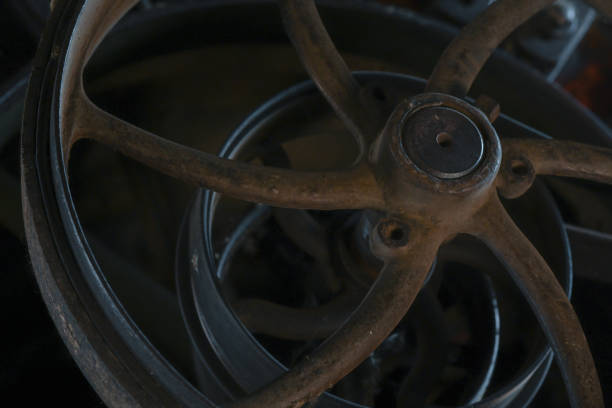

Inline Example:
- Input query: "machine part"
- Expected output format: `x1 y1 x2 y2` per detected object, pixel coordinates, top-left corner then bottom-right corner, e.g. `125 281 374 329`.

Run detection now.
176 72 572 407
401 106 484 179
517 0 597 80
432 0 597 81
20 0 612 407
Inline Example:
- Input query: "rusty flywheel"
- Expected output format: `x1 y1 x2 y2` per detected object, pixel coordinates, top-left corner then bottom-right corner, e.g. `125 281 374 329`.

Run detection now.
21 1 612 407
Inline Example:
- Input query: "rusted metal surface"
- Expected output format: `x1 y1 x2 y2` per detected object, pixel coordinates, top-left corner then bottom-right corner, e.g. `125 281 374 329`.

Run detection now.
228 226 443 408
499 138 612 198
279 0 375 156
427 0 556 96
468 195 604 408
426 0 612 97
72 100 383 211
225 90 504 407
60 2 385 213
21 0 612 406
475 94 500 123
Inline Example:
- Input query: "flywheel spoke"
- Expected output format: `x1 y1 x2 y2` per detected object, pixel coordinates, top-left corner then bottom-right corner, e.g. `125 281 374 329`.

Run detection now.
227 226 443 408
60 0 139 88
426 0 612 97
70 98 383 211
279 0 374 156
45 1 612 406
469 196 604 408
426 0 554 97
498 138 612 198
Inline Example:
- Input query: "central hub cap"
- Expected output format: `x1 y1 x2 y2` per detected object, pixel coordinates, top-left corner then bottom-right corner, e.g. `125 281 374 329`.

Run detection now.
371 92 502 219
401 107 484 179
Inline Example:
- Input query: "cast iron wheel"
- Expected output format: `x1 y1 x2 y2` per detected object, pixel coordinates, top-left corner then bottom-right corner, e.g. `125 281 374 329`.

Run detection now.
21 1 612 407
176 70 572 408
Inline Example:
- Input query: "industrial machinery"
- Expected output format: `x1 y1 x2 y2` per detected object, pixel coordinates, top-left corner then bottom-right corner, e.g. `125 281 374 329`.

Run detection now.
4 0 612 406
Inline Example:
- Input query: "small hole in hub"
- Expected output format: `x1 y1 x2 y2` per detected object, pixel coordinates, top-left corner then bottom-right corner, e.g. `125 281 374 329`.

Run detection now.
378 220 409 248
436 132 453 148
390 228 404 242
511 159 529 176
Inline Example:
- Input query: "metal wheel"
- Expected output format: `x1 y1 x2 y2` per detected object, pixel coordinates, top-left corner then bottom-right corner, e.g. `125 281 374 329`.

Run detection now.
21 1 612 407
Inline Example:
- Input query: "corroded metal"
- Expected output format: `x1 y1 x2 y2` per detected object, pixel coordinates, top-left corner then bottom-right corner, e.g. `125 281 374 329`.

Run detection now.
23 0 612 406
278 0 375 156
228 226 444 408
426 0 612 97
369 93 501 222
228 93 503 407
499 138 612 198
427 0 556 96
468 195 604 408
72 98 384 211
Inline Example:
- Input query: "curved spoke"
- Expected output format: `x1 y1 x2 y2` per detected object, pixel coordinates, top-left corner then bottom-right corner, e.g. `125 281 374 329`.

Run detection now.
426 0 612 97
426 0 554 97
279 0 373 155
228 228 442 408
60 0 138 106
469 196 603 408
70 98 383 211
498 138 612 198
79 0 139 63
505 139 612 183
